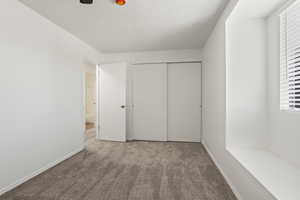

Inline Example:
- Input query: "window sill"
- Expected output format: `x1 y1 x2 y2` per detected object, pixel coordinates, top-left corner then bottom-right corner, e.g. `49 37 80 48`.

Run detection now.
280 109 300 114
227 147 300 200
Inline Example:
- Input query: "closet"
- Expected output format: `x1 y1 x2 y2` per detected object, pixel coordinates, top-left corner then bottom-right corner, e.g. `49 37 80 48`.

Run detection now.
128 62 202 142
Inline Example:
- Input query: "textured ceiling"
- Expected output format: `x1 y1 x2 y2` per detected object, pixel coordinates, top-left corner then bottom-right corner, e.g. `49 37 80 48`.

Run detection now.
20 0 229 53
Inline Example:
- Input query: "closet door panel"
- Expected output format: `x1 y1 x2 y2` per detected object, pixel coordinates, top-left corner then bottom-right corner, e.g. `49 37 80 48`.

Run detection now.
131 64 167 141
167 63 202 142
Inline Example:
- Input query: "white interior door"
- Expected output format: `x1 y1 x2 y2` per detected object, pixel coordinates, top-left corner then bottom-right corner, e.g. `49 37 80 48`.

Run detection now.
98 62 127 142
131 64 167 141
167 62 202 142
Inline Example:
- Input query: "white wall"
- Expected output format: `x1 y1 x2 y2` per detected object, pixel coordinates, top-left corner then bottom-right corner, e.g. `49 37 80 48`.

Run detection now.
0 0 101 194
267 5 300 168
202 0 276 199
226 18 268 149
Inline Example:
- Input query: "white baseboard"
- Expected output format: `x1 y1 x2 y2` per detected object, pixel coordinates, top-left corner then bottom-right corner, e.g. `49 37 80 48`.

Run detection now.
202 141 244 200
0 145 84 196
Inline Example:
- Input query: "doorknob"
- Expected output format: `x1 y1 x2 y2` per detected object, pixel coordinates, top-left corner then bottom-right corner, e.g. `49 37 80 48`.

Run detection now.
120 105 126 109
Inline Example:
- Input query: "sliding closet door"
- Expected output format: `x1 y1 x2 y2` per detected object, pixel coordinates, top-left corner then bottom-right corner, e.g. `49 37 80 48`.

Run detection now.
131 64 167 141
167 63 202 142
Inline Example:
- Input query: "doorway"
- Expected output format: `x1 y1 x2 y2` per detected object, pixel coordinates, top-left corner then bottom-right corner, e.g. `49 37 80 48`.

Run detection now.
85 71 97 140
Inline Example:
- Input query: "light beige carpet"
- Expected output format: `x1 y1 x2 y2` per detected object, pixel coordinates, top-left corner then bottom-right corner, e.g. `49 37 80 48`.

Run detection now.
0 132 237 200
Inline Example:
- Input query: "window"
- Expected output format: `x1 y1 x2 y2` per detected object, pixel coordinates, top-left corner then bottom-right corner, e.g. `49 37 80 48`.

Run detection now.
280 0 300 110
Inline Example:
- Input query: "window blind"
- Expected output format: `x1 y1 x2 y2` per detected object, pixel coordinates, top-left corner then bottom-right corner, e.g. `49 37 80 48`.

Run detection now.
280 0 300 110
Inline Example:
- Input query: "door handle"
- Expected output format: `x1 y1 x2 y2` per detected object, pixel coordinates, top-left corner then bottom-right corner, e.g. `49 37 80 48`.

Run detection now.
121 105 133 109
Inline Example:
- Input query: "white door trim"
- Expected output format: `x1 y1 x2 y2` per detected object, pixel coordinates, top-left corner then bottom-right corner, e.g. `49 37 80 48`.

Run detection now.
96 64 100 139
82 70 86 142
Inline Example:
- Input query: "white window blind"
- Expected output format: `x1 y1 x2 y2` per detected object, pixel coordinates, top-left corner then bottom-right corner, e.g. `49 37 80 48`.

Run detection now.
280 0 300 110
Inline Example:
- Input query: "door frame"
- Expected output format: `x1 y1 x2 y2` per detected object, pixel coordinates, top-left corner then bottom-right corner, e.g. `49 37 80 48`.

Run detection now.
96 64 100 139
83 70 86 142
128 61 203 142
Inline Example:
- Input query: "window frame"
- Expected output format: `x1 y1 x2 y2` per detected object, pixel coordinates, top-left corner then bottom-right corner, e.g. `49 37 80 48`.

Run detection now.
279 0 300 112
